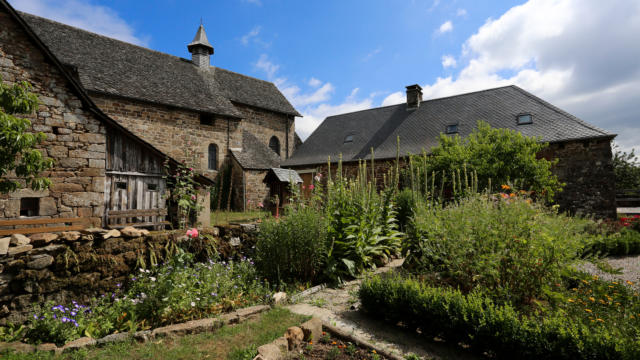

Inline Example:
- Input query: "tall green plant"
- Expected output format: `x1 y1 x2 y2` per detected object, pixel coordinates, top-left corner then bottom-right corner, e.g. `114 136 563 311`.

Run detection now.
164 146 202 228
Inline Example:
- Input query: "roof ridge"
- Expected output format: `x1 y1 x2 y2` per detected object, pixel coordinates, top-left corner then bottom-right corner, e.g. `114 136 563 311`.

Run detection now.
509 85 611 136
18 11 195 66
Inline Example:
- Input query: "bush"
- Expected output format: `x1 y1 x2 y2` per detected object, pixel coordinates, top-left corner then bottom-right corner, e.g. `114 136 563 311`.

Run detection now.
582 227 640 257
395 188 415 232
404 192 591 305
410 121 562 201
359 273 640 360
255 206 328 284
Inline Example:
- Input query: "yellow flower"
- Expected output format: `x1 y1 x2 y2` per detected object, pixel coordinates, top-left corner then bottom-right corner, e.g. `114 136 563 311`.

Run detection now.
501 184 510 190
581 280 589 284
627 280 635 285
509 193 516 198
630 315 635 319
585 309 592 313
372 350 377 354
592 275 599 280
589 297 595 302
596 318 604 323
608 285 614 288
613 281 619 285
567 298 575 303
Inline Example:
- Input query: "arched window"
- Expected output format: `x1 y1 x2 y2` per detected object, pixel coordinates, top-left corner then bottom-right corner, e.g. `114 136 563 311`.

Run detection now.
208 144 217 170
269 136 280 156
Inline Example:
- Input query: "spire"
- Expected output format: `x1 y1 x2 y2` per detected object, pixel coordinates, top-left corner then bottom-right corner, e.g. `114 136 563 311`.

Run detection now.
188 24 214 68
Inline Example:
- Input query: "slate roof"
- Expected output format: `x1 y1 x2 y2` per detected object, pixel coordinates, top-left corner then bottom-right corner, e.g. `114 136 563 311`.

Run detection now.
266 168 303 184
0 0 213 185
231 131 282 170
20 12 300 117
284 85 614 167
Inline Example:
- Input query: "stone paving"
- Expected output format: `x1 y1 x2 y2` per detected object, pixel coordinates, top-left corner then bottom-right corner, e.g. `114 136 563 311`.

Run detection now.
287 259 479 360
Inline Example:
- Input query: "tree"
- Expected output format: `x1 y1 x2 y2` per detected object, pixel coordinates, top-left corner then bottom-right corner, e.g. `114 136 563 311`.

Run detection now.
415 121 562 200
0 76 53 193
612 144 640 191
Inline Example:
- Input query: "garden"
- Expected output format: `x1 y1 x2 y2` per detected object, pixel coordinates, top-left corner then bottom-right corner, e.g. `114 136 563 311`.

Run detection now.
2 122 640 359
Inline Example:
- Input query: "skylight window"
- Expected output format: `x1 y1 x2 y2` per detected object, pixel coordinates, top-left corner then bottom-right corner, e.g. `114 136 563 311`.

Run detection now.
517 114 533 125
445 124 458 134
344 134 354 143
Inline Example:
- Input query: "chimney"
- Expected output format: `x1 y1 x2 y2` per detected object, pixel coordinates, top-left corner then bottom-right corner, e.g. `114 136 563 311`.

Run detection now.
188 24 214 68
406 84 423 110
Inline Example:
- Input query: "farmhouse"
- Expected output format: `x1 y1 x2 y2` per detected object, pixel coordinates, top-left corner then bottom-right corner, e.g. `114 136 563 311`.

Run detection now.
284 84 617 218
0 1 300 228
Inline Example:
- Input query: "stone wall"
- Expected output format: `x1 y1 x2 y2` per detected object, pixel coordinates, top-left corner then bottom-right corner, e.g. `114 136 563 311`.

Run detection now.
0 8 107 225
244 170 270 210
91 93 242 180
0 225 259 325
234 103 294 161
539 137 616 218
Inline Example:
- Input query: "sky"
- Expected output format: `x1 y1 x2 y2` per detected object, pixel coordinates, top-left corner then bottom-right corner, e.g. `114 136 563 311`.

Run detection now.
8 0 640 154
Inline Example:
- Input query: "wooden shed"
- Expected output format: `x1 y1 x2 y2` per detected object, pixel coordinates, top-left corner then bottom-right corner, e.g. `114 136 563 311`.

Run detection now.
104 128 168 229
263 168 303 211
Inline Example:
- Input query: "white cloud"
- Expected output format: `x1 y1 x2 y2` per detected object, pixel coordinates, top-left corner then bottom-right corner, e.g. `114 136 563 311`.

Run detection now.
457 8 467 17
296 95 374 140
254 54 280 79
441 55 457 68
241 26 261 45
401 0 640 153
363 47 382 62
281 82 334 108
437 20 453 35
9 0 149 46
381 91 404 107
308 77 322 87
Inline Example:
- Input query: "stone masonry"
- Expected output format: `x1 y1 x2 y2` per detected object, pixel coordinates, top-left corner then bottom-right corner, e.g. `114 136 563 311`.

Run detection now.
234 103 295 161
0 9 106 225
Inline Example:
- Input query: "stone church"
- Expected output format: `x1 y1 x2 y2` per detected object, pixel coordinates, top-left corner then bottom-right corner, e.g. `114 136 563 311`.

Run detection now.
1 0 300 227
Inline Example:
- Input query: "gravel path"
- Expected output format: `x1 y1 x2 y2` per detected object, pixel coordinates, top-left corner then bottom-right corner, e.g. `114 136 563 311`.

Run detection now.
287 259 480 360
579 254 640 286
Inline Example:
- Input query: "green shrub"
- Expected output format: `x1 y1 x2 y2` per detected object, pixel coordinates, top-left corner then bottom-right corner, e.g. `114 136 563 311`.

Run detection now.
404 193 591 305
582 227 640 257
255 206 328 284
359 273 640 360
410 121 562 200
395 188 415 232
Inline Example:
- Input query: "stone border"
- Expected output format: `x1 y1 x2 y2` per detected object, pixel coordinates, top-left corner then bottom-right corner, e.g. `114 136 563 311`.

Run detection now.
0 304 270 355
253 318 404 360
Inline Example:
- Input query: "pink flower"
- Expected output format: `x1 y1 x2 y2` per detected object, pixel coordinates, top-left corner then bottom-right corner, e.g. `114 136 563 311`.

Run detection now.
258 202 264 208
191 195 197 200
186 228 199 238
302 185 306 189
308 184 315 190
247 199 252 204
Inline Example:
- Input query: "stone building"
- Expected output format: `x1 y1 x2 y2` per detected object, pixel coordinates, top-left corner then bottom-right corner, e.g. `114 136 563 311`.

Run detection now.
17 10 300 215
0 0 205 227
284 84 617 218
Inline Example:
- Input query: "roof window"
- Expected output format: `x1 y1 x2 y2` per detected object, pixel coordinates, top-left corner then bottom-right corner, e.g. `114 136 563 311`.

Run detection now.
344 134 354 143
517 114 533 125
445 124 458 134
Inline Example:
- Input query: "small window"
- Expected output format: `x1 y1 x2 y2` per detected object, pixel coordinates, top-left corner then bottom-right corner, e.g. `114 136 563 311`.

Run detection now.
200 113 214 126
446 124 458 134
269 136 280 156
517 114 532 125
116 182 127 190
20 198 39 217
208 144 217 170
147 183 158 191
344 134 354 143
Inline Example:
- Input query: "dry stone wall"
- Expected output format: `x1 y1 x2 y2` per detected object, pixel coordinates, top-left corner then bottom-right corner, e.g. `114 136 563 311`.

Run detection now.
0 224 259 325
0 9 107 225
234 103 294 160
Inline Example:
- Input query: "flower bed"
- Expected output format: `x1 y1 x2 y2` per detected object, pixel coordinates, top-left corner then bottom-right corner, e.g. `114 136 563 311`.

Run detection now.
3 251 270 346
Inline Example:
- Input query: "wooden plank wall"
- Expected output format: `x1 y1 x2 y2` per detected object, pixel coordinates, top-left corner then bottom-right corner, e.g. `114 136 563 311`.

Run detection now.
105 128 168 227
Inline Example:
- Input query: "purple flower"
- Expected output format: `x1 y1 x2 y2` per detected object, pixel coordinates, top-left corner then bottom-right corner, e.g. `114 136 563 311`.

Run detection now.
53 314 57 319
71 311 77 316
116 283 122 288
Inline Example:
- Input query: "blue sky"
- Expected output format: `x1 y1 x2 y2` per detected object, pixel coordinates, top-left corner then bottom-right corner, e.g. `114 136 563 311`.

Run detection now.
9 0 640 153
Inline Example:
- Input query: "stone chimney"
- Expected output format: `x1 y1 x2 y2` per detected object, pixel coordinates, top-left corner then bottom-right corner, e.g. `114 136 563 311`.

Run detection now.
406 84 423 110
188 24 214 68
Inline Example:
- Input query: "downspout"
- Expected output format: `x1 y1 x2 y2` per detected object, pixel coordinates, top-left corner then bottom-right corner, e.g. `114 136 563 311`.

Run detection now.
242 171 247 212
226 118 230 159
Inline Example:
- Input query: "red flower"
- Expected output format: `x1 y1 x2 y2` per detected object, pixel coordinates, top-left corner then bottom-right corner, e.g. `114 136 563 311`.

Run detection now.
308 184 315 190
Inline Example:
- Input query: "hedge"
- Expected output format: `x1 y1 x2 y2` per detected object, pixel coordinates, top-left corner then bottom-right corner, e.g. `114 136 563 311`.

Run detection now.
359 273 640 359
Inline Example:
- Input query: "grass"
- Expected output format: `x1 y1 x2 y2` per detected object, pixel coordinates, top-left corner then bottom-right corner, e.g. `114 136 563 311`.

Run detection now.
211 211 266 226
3 308 309 360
